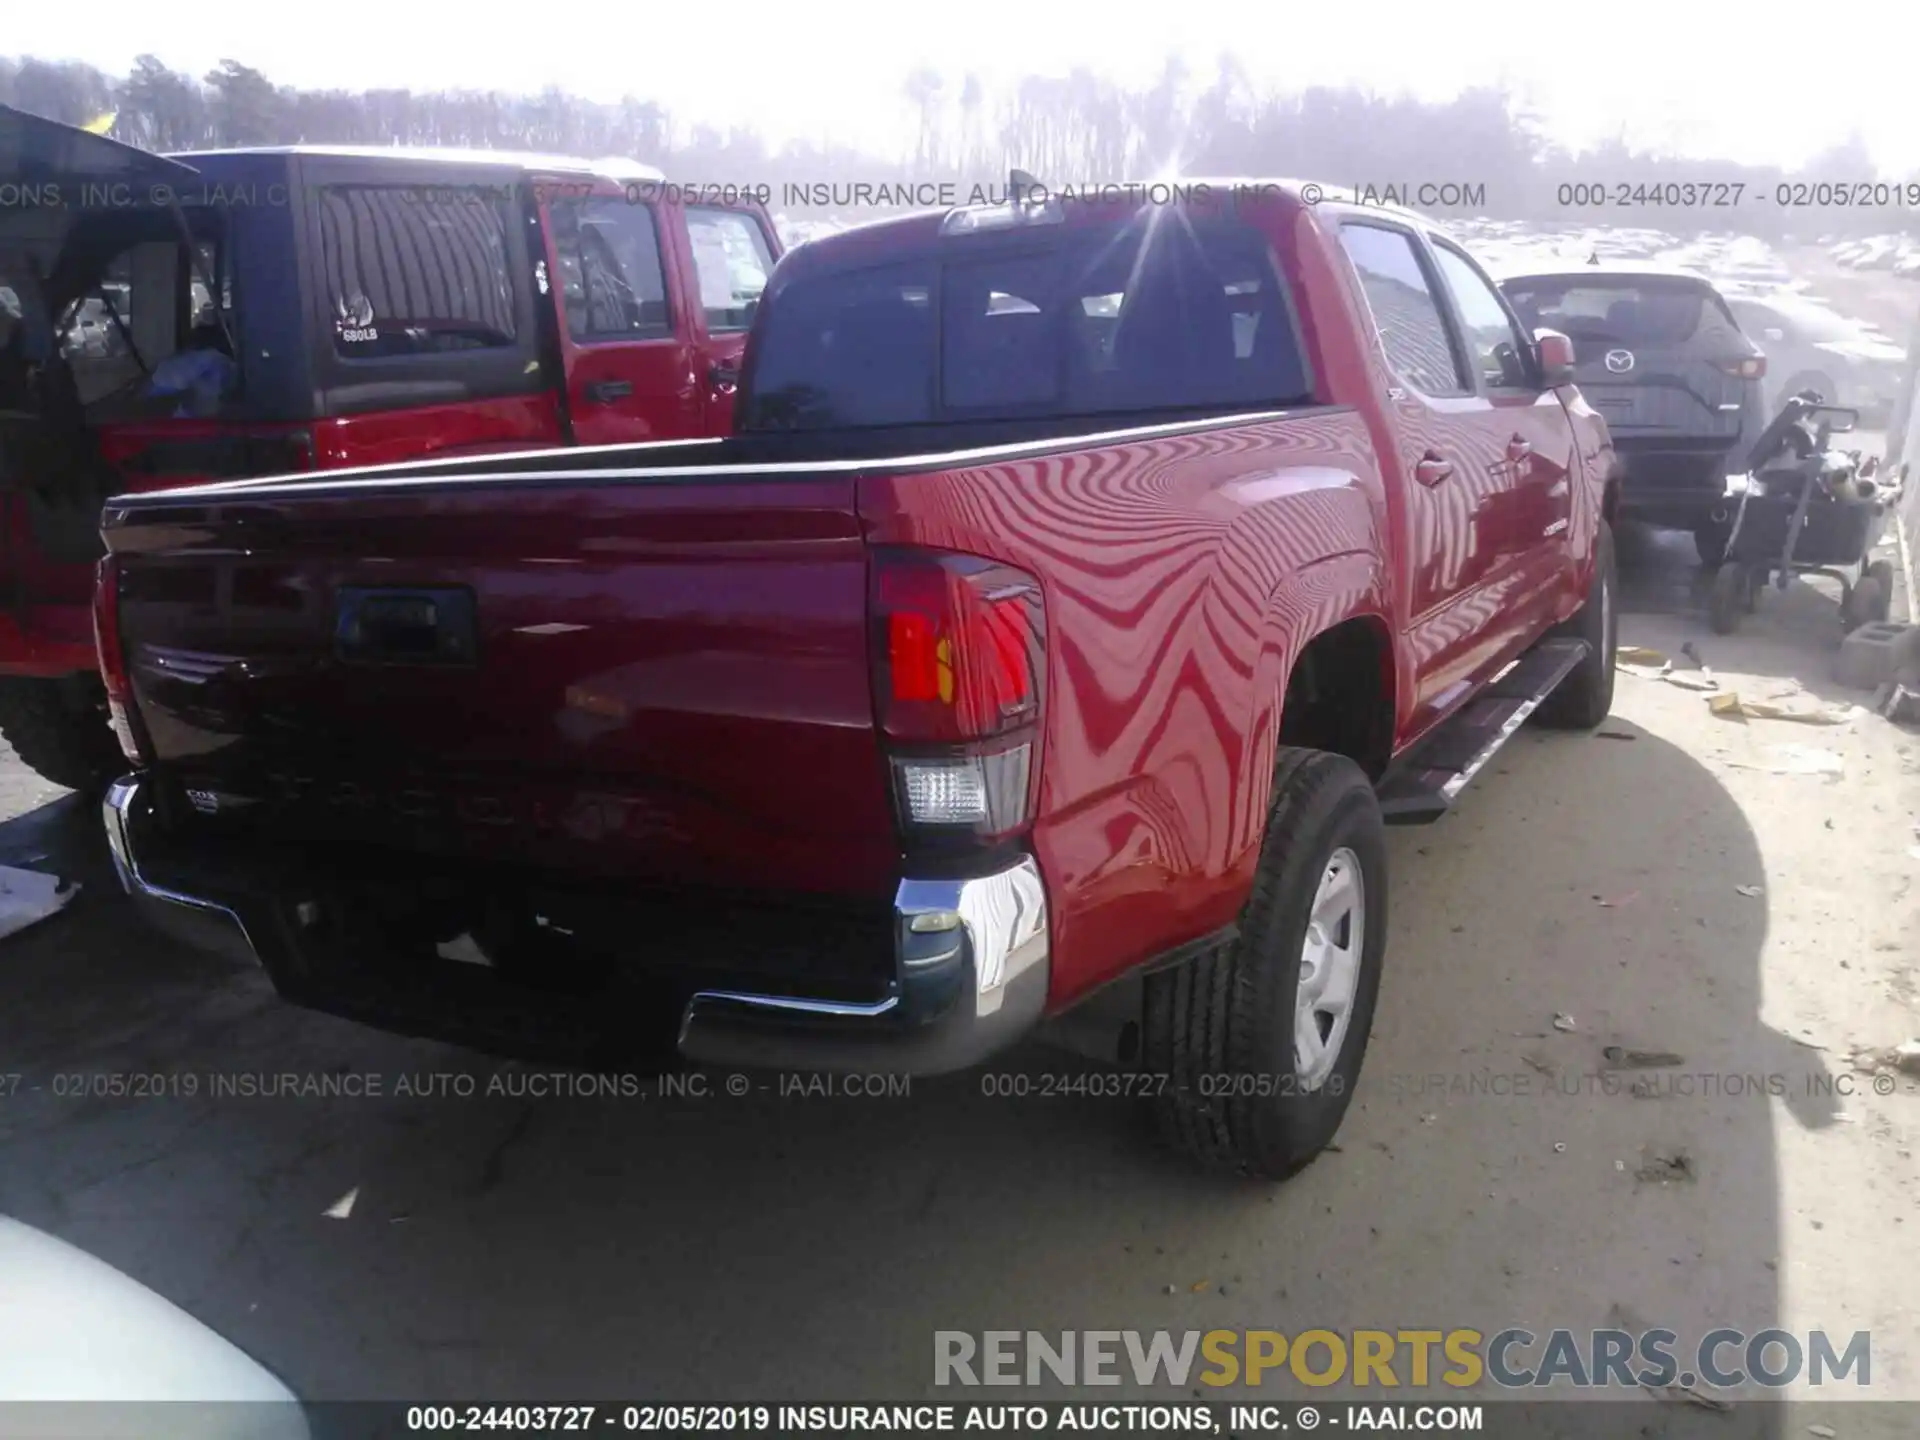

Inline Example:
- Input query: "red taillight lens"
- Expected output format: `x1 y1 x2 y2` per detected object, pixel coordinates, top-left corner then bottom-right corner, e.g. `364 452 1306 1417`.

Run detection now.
93 555 143 764
1719 355 1766 380
871 548 1046 839
873 550 1043 743
887 610 942 703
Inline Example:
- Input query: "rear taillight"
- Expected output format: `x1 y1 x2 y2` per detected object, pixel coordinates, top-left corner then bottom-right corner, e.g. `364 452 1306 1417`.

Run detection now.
871 548 1045 840
92 555 144 764
1718 356 1766 380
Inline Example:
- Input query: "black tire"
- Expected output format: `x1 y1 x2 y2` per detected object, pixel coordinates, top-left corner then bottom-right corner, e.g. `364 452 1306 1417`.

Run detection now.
1865 560 1895 623
1536 521 1617 729
1692 518 1730 569
0 675 127 793
1142 750 1387 1180
1709 563 1746 635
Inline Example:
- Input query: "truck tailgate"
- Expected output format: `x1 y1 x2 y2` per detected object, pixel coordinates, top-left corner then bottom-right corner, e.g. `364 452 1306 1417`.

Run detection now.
105 476 898 899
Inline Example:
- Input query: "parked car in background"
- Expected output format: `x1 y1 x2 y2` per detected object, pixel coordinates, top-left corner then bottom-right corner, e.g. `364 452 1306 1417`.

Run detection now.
1724 293 1909 427
0 104 779 792
98 181 1618 1180
1500 262 1762 566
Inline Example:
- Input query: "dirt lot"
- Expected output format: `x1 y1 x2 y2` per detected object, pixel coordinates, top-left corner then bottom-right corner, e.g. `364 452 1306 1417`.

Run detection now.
0 517 1915 1431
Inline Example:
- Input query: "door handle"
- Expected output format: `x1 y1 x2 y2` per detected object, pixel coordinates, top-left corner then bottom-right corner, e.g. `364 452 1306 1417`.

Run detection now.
1414 451 1454 487
1507 434 1533 463
581 379 633 403
708 359 740 393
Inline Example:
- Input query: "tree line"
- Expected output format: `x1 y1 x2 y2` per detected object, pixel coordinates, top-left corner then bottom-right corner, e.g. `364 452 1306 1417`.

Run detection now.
2 52 1908 238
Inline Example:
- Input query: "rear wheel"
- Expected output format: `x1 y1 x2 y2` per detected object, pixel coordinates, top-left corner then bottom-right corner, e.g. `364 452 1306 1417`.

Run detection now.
0 675 127 793
1142 750 1387 1180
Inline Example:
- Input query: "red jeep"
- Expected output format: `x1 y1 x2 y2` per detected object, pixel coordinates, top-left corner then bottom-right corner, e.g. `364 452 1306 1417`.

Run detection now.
0 105 778 789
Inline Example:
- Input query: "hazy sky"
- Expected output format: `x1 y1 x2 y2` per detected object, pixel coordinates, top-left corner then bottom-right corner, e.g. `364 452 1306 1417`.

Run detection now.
16 0 1920 172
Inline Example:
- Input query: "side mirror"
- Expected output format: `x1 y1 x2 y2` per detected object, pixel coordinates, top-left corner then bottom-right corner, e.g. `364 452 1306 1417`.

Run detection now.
1534 329 1576 388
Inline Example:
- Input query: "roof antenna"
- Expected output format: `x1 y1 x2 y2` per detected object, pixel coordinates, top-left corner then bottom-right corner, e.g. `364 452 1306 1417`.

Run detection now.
1009 167 1042 204
1586 249 1600 266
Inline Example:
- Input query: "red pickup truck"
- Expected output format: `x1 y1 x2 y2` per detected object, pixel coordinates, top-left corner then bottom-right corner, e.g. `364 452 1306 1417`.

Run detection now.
96 181 1617 1178
0 105 778 790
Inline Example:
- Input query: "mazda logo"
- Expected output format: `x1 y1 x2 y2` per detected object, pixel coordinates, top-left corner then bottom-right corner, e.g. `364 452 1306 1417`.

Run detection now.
1605 349 1635 373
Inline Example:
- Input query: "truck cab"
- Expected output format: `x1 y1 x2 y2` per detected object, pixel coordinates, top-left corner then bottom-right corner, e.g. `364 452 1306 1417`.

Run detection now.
0 106 780 789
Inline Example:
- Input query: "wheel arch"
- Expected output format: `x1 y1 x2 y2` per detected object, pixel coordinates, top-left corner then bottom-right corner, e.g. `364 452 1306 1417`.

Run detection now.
1274 613 1398 783
1235 551 1396 880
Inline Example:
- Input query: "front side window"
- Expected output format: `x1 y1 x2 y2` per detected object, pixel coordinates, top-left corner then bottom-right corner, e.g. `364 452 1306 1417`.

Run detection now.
684 207 774 333
549 198 671 342
1431 242 1534 389
317 186 517 357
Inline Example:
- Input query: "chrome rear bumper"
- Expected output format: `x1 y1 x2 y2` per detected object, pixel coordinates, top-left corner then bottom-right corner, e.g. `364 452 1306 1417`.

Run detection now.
677 857 1050 1074
104 773 1051 1075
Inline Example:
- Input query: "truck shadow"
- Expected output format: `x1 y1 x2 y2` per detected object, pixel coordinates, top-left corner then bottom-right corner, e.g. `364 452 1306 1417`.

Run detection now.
0 718 1800 1427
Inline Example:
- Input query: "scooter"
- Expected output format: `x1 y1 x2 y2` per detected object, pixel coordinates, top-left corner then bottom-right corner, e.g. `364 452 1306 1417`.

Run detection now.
1708 392 1898 636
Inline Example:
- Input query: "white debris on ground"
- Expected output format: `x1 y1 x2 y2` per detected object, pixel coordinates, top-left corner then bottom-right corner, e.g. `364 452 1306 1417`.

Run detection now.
0 866 75 943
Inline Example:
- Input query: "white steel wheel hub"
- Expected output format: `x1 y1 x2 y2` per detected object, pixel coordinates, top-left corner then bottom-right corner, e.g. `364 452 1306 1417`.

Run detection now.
1294 846 1364 1088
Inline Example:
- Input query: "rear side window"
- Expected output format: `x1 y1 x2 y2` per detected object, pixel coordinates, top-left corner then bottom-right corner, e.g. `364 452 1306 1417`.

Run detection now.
549 197 671 341
1500 278 1731 348
743 216 1310 430
317 186 517 357
746 261 936 429
1337 224 1468 397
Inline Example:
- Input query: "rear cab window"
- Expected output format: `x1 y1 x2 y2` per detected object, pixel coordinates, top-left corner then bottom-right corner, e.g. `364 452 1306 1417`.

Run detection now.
1500 276 1740 351
741 211 1313 430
